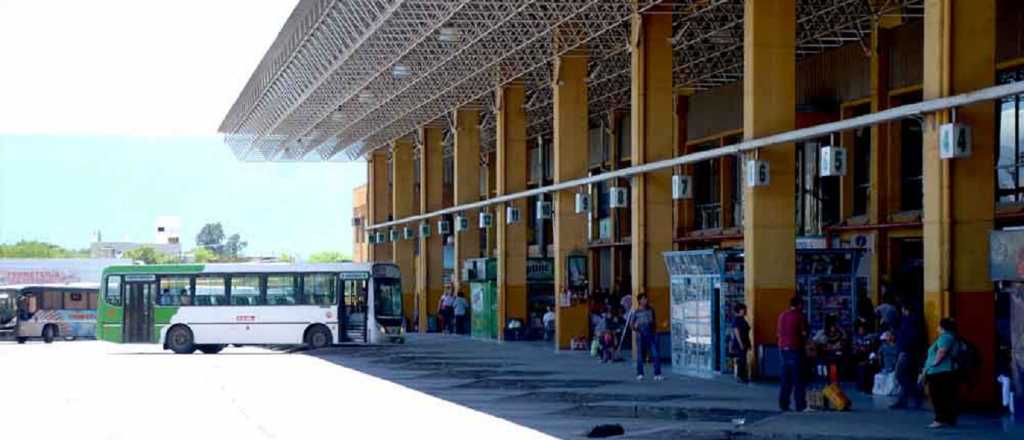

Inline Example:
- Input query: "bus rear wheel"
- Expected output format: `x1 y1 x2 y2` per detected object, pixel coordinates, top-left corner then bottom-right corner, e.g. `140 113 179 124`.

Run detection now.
197 344 225 354
305 325 331 350
167 326 195 354
16 337 26 344
42 325 57 343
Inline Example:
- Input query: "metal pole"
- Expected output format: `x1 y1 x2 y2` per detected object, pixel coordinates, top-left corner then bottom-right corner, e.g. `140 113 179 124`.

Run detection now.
367 80 1024 231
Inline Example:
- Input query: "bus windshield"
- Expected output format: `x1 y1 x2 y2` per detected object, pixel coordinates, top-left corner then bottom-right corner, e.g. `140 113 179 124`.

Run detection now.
374 278 401 317
0 291 15 325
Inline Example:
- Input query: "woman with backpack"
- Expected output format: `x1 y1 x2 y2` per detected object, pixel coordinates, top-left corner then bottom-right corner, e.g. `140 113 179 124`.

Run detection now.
920 318 959 429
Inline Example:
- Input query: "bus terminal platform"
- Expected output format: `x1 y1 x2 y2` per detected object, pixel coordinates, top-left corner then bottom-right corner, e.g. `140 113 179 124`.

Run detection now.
309 334 1022 440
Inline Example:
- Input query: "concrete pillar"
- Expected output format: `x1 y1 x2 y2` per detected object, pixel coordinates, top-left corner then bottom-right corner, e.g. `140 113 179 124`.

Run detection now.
868 25 892 302
392 139 416 327
417 126 446 333
368 150 393 262
417 125 446 331
496 84 528 340
921 0 996 405
630 5 674 338
742 0 797 372
552 49 590 350
453 108 481 298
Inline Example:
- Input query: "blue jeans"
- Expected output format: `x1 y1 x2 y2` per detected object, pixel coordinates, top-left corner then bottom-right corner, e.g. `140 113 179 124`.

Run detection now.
779 349 807 411
636 332 662 376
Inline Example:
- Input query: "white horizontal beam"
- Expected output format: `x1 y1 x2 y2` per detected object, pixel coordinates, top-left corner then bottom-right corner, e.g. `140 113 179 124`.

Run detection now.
367 79 1024 230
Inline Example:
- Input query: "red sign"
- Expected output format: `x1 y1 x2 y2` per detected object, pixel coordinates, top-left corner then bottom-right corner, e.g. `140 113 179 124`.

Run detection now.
236 315 256 322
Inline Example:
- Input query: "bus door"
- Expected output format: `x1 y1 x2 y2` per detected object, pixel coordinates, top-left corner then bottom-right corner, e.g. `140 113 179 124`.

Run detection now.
123 275 156 343
341 275 369 343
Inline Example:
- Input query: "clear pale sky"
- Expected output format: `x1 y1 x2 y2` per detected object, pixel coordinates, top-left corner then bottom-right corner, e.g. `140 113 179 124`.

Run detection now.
0 0 366 258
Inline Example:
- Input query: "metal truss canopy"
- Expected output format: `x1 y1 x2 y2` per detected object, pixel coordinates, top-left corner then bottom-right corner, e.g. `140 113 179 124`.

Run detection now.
220 0 922 163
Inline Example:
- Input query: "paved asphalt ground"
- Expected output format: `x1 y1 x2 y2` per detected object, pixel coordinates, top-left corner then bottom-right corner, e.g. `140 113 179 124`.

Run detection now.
3 335 1021 439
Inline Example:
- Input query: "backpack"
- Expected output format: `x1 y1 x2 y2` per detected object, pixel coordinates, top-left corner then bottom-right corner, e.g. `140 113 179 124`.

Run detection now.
951 336 981 379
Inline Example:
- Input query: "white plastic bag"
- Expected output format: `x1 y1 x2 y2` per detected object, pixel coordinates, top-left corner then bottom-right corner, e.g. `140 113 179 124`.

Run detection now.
872 371 899 396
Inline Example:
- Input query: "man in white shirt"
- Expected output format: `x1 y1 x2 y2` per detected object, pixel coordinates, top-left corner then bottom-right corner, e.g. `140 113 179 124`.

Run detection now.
452 293 469 335
542 306 556 341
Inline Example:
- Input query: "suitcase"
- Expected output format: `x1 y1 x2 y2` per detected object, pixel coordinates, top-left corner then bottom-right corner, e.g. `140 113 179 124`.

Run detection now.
823 383 852 411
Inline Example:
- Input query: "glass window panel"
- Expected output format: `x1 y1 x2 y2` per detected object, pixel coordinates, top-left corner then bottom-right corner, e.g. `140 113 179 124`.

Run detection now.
105 276 122 306
195 276 227 306
158 276 191 306
65 291 90 310
231 276 263 305
303 274 336 305
267 275 298 305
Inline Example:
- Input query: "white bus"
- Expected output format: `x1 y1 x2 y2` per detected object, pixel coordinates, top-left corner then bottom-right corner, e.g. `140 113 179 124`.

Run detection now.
95 262 404 353
0 283 99 343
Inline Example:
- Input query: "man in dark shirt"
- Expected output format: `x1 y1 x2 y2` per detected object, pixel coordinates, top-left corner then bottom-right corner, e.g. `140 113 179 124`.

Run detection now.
777 296 808 412
891 302 924 409
732 303 752 383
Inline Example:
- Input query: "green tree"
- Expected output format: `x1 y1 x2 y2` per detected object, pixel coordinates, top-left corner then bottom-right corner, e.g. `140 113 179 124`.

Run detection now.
193 247 218 263
278 253 296 263
123 246 177 264
224 233 248 260
0 240 88 258
196 223 226 254
308 251 351 263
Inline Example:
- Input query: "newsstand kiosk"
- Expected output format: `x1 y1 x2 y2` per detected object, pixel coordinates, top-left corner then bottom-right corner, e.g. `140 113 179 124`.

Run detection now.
663 249 863 378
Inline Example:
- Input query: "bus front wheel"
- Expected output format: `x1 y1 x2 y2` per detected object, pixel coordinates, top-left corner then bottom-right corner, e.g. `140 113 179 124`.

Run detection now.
42 325 57 343
305 325 331 350
16 337 26 344
167 325 195 354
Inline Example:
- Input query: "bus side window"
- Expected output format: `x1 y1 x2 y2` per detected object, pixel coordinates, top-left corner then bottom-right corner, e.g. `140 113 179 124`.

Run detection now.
105 276 123 306
303 274 335 305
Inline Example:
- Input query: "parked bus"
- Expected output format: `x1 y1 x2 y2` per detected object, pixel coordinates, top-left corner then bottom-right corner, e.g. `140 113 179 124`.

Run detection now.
95 263 404 353
0 283 99 343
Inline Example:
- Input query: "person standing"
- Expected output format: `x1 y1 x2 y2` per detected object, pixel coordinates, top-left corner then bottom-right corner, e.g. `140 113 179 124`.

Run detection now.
631 294 662 381
777 296 809 412
452 292 469 335
542 306 556 341
436 290 450 334
891 302 924 409
922 318 960 429
731 303 752 383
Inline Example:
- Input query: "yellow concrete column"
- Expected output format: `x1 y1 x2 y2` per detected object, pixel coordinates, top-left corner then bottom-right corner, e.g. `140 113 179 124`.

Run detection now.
867 25 892 302
486 153 497 258
368 150 393 262
553 49 590 350
742 0 797 368
417 126 446 333
921 0 996 405
392 139 416 328
453 108 481 298
496 84 528 340
630 5 674 337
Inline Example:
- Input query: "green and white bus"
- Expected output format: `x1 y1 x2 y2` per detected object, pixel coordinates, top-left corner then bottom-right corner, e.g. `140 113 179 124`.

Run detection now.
95 263 404 353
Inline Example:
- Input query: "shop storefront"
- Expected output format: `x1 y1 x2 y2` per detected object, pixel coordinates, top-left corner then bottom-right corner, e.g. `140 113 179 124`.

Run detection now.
663 248 863 377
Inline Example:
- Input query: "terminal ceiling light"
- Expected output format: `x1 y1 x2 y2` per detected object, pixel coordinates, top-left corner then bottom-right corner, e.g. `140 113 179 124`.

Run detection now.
391 64 412 79
358 91 375 104
437 27 461 43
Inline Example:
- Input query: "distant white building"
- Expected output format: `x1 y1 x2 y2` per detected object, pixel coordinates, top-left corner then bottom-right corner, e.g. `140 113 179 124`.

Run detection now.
89 216 182 259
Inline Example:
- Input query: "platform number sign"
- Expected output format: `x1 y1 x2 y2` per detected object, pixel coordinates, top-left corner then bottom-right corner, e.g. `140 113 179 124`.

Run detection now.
746 160 770 187
455 215 470 232
575 193 591 214
506 206 521 224
389 228 399 242
419 222 431 238
438 220 452 235
479 212 494 228
672 174 692 200
939 123 972 159
819 146 847 177
403 226 415 240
